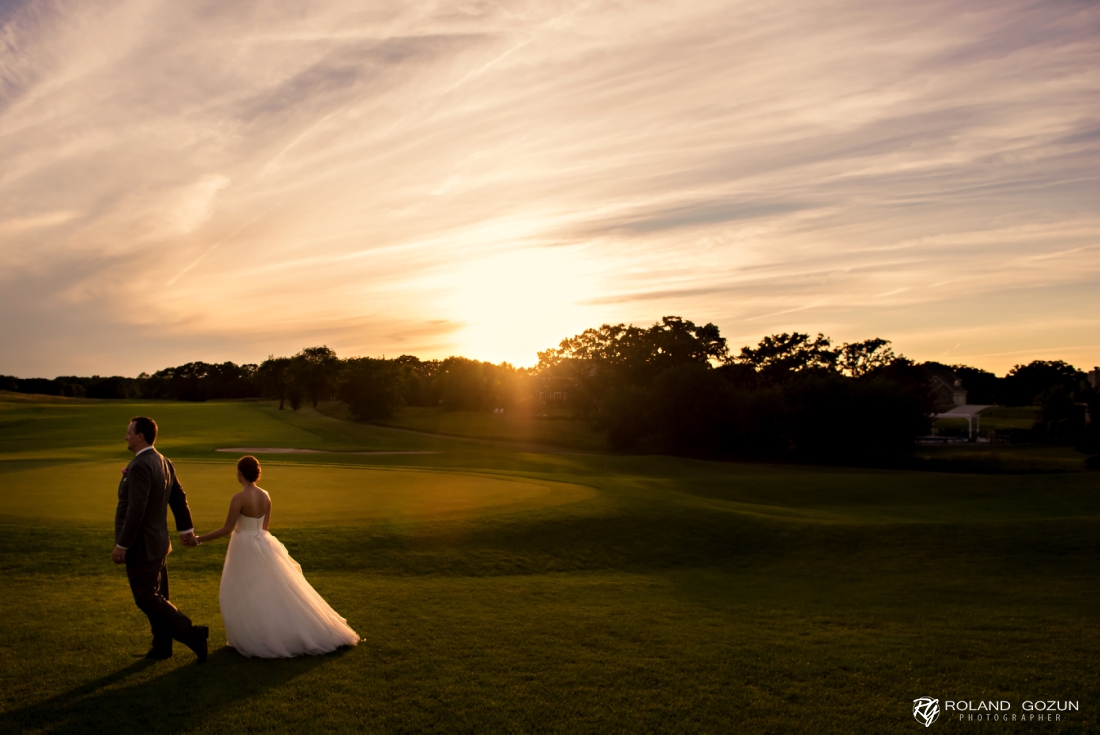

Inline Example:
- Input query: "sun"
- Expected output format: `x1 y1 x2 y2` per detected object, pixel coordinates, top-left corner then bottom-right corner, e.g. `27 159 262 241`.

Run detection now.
442 246 597 366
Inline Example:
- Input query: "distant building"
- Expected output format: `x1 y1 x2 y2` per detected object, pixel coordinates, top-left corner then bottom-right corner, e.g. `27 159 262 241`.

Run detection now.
1088 367 1099 390
538 360 590 404
928 368 968 411
539 376 574 404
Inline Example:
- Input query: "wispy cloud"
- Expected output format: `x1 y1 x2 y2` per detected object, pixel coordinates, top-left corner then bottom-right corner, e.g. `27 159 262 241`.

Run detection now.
0 0 1097 376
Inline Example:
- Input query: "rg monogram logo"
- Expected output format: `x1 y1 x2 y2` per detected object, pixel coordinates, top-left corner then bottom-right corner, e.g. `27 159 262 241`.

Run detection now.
913 697 941 727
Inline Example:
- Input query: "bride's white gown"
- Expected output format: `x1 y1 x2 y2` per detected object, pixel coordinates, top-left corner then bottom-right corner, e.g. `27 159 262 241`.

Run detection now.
219 515 358 658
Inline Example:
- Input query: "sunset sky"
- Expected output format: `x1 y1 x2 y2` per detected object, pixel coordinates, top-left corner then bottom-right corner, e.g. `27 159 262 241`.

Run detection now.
1 0 1098 378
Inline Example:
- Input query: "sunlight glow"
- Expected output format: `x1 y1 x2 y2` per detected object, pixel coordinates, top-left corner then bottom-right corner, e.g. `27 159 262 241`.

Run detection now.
443 247 597 366
0 0 1097 375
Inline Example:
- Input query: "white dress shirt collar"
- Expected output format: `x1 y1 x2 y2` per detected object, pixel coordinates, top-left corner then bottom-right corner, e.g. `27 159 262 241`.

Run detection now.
135 445 156 457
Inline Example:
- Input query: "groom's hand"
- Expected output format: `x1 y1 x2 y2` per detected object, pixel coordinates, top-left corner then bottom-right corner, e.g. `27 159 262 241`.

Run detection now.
111 546 126 564
181 531 198 548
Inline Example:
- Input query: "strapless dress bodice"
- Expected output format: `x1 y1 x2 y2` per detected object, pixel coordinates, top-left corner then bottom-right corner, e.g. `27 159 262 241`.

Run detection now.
235 515 265 534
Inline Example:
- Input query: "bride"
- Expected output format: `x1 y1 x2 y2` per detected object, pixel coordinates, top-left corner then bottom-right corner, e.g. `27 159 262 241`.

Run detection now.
195 456 358 658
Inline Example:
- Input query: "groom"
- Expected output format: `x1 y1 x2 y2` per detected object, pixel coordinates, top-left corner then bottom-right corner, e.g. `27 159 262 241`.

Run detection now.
112 416 208 663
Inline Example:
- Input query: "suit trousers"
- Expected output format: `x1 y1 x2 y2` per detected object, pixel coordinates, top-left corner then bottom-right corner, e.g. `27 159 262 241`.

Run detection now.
126 556 194 648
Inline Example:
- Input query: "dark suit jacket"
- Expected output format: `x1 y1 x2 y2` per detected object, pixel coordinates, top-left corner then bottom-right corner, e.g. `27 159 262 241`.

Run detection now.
115 448 194 563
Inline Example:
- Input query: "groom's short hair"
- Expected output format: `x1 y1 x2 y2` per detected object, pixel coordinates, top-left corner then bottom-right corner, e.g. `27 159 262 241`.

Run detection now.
130 416 158 445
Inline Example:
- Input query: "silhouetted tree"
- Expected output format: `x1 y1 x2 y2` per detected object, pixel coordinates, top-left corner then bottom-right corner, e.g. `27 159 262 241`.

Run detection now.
949 364 1001 405
540 316 727 381
538 316 729 418
838 338 896 378
85 376 140 399
289 346 341 408
639 363 739 455
1002 360 1084 406
542 320 931 463
735 332 838 384
143 361 259 401
783 372 933 462
257 356 292 409
339 358 403 419
391 355 442 407
433 357 527 411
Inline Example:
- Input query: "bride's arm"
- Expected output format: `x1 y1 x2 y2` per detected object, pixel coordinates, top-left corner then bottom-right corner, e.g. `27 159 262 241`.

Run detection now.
196 494 243 544
262 493 271 531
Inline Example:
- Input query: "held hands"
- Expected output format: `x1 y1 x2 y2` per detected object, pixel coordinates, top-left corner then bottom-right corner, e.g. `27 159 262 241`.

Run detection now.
112 533 198 564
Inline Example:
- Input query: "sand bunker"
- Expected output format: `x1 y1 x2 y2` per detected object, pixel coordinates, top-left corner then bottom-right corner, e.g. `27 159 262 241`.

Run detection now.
216 447 440 455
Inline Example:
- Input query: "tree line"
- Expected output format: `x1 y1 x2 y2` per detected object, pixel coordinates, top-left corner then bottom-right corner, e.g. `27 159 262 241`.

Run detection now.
0 362 262 401
2 316 1096 463
0 348 533 417
537 318 1097 462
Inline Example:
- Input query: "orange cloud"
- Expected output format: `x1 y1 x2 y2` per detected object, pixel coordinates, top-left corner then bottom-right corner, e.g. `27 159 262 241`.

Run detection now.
0 0 1097 376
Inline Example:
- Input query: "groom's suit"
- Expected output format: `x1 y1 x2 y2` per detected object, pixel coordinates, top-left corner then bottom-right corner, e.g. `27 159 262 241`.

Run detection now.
115 446 199 652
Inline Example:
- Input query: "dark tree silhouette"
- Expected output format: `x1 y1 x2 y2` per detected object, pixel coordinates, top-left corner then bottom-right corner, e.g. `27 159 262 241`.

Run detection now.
735 332 838 384
542 319 932 463
433 357 527 411
257 356 292 410
143 362 259 401
1002 360 1084 407
838 338 896 378
289 346 341 409
949 364 1001 405
338 358 403 419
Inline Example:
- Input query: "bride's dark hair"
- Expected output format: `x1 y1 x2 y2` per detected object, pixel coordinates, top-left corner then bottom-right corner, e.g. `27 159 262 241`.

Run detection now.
237 455 261 482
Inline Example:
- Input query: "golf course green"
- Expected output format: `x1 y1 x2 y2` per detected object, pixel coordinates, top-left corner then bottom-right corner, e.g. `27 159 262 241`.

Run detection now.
0 393 1097 732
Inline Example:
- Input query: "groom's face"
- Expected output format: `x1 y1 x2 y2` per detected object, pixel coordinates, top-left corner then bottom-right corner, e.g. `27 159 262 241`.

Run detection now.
125 421 146 453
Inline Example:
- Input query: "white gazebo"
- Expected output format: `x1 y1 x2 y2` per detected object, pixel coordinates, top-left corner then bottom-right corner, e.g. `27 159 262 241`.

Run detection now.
933 404 993 439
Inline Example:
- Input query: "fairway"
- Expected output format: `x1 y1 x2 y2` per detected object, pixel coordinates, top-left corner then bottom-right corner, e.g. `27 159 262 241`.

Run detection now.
1 395 1098 732
0 461 596 526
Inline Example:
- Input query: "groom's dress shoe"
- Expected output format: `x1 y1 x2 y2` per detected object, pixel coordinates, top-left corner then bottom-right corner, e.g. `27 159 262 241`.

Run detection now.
144 646 173 660
185 625 209 664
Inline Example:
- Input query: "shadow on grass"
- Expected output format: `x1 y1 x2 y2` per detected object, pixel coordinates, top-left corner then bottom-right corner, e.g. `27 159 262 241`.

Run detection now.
0 645 345 734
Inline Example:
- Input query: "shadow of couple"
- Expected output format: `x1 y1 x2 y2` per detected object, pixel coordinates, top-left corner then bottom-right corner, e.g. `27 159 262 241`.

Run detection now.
0 644 349 734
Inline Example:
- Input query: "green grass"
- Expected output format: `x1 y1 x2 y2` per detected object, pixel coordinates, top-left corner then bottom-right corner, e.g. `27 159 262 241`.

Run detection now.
982 406 1042 421
358 404 608 452
934 405 1040 434
909 443 1089 473
1 394 1098 732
